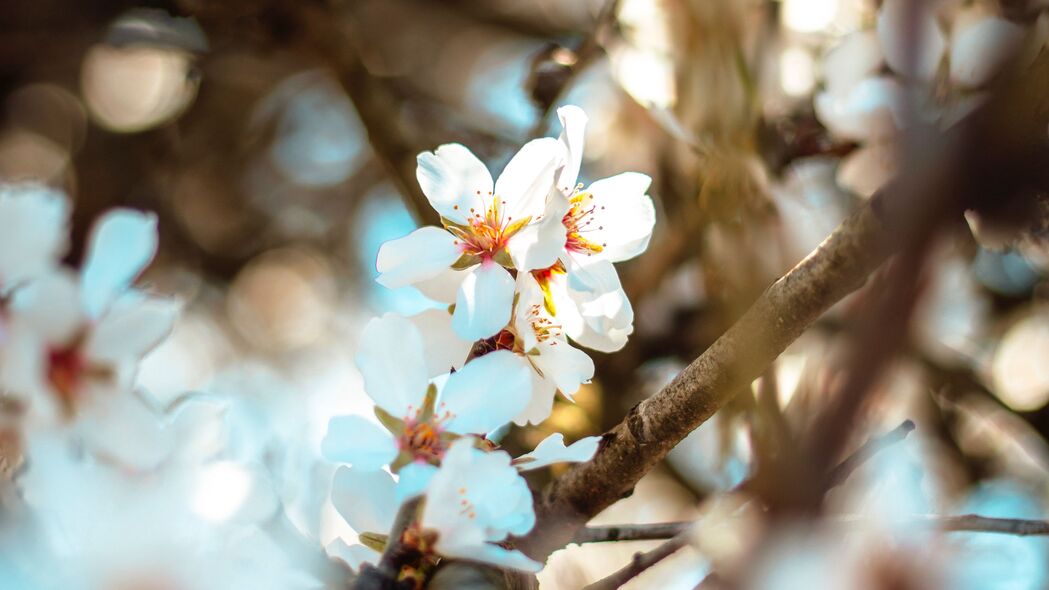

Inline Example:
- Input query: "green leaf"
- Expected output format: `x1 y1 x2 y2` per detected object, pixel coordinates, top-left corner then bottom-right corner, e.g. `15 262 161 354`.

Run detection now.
419 383 438 422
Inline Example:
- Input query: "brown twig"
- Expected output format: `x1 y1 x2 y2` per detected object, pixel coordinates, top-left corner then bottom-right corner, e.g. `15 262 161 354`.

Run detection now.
581 529 692 590
572 522 693 544
352 498 422 590
825 419 916 489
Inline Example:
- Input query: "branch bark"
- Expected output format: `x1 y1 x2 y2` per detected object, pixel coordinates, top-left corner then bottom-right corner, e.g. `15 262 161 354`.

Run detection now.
516 48 1049 562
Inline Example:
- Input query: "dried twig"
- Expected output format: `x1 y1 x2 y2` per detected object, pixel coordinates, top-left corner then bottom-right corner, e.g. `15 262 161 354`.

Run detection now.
572 522 693 544
825 419 916 489
581 529 692 590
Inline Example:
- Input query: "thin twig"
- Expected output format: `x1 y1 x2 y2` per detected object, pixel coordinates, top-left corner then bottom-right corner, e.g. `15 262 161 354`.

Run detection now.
572 522 692 544
582 529 692 590
573 513 1049 547
825 419 916 489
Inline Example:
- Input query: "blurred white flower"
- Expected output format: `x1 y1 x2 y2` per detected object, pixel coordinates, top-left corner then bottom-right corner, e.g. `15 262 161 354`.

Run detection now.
0 183 69 294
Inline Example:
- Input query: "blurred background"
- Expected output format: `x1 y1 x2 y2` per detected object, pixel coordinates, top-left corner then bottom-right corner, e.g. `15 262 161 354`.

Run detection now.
2 0 1049 587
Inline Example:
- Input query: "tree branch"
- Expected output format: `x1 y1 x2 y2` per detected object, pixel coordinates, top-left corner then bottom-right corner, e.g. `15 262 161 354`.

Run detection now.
517 48 1049 562
825 419 915 489
573 522 694 544
581 529 692 590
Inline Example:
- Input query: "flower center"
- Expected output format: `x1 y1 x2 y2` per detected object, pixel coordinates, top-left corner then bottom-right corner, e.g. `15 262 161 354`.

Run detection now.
399 408 451 464
562 192 605 256
47 344 85 411
445 192 530 262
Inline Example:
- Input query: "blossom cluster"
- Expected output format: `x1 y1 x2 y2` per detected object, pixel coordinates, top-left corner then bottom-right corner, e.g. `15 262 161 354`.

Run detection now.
322 105 655 573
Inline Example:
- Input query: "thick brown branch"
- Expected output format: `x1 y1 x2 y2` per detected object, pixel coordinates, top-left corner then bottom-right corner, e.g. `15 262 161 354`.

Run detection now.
581 530 692 590
517 49 1049 561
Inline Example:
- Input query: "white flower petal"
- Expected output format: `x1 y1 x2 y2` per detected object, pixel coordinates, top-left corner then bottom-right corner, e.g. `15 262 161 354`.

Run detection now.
81 209 159 318
0 183 69 292
417 144 494 225
584 172 655 262
78 392 174 470
823 32 884 96
376 227 462 289
532 339 594 398
877 0 945 81
414 267 469 304
837 142 898 198
321 415 399 470
556 105 588 193
494 137 565 222
85 295 179 363
326 539 379 573
440 544 542 573
452 262 514 341
513 373 557 427
354 314 430 417
396 462 438 502
9 270 84 345
506 193 569 272
517 433 600 471
441 350 532 434
409 308 471 377
331 466 398 535
814 76 907 142
950 16 1026 89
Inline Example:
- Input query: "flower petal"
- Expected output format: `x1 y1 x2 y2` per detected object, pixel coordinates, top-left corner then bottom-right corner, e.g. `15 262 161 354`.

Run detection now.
556 105 588 193
321 414 399 470
584 172 655 262
396 462 438 502
516 433 600 471
355 314 430 417
409 309 471 377
417 144 494 225
513 373 557 427
506 193 569 272
331 466 398 535
326 539 379 573
822 32 884 96
494 137 565 222
440 544 542 573
376 227 462 289
0 183 69 292
451 262 514 341
876 0 945 81
85 294 179 363
532 339 594 398
441 350 532 435
950 15 1025 89
8 270 83 345
81 209 159 318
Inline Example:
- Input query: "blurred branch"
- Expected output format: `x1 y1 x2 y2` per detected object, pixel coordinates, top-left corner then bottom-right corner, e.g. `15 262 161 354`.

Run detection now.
517 47 1049 563
573 522 693 544
527 0 620 137
581 529 692 590
825 419 915 488
573 513 1049 546
295 4 440 226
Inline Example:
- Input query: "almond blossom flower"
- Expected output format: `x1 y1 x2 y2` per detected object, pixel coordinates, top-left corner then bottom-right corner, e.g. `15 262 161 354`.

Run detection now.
375 138 567 341
329 430 600 571
527 105 655 353
0 209 178 466
321 314 532 471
